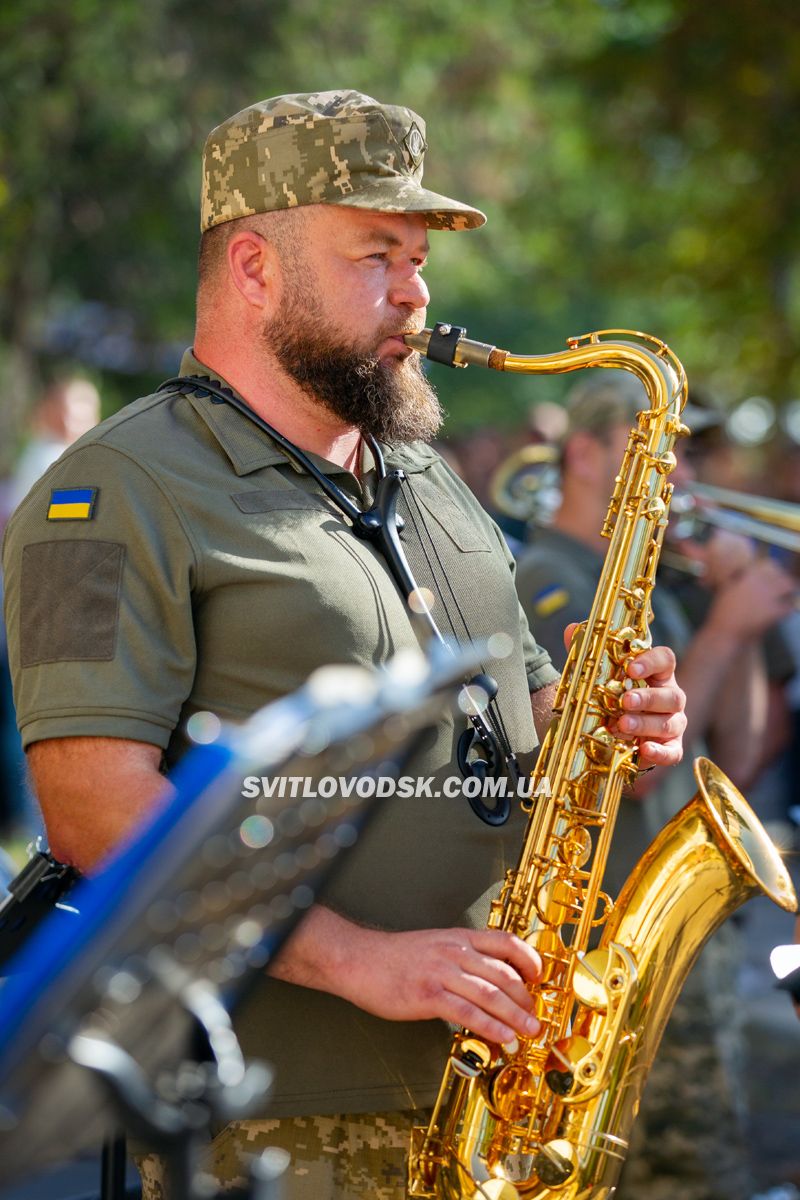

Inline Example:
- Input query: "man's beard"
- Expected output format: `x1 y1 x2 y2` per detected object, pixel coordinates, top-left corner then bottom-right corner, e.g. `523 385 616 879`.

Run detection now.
264 304 443 444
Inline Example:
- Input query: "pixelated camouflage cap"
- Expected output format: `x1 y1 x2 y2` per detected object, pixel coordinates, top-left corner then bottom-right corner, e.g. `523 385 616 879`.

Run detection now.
201 90 486 233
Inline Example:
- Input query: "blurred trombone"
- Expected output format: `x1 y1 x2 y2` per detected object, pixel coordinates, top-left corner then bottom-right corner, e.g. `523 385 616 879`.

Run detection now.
671 482 800 555
490 445 800 571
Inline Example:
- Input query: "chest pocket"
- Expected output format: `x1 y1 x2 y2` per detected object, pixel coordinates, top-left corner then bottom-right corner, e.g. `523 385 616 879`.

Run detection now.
231 488 338 518
402 476 491 553
396 474 516 651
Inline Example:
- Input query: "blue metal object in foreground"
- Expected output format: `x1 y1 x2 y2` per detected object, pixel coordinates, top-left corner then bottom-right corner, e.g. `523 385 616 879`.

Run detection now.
0 648 475 1184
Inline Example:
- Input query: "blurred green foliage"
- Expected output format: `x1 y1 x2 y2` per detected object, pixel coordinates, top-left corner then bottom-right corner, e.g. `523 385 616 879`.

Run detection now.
1 0 799 460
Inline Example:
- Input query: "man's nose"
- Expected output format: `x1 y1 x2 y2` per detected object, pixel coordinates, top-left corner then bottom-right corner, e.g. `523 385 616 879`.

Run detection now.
388 269 430 311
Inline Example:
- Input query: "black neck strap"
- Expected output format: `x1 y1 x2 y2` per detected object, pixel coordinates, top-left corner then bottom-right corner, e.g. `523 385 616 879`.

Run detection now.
158 374 519 822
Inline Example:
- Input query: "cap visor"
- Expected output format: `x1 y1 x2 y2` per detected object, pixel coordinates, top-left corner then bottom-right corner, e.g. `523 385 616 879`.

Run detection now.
337 181 486 230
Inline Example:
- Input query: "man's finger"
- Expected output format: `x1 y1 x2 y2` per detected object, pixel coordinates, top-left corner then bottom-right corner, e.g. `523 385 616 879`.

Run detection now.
469 929 542 984
440 990 538 1046
453 948 538 1013
637 739 683 768
626 644 676 683
452 973 542 1039
562 622 580 651
622 685 686 714
615 713 687 740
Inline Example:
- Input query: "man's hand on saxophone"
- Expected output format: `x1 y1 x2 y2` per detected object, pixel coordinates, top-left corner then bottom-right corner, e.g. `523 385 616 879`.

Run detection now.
615 643 688 768
562 625 688 770
269 906 544 1046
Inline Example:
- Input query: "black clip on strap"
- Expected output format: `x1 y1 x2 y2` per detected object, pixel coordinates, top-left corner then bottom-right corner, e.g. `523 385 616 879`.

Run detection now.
426 323 466 367
456 727 510 826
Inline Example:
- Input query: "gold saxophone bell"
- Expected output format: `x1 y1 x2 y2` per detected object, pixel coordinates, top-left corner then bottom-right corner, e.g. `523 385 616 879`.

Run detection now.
403 324 797 1200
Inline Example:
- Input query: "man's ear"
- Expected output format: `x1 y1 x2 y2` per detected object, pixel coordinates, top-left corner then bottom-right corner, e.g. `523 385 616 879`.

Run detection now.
226 229 281 313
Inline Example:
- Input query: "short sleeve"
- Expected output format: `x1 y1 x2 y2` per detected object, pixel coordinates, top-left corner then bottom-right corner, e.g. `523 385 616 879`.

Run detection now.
3 443 198 749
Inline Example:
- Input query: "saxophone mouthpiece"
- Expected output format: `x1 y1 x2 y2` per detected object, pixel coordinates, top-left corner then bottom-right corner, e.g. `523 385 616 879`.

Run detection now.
403 323 500 370
402 329 432 355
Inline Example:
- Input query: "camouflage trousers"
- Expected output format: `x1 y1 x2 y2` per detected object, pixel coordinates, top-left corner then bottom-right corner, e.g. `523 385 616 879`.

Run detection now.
136 1108 423 1200
617 923 754 1200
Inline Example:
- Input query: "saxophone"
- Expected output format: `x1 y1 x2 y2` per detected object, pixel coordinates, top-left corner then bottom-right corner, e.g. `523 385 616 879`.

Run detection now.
403 325 798 1200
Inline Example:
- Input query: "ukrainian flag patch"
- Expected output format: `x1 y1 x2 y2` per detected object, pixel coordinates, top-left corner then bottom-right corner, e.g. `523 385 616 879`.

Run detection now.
47 487 98 521
533 583 570 618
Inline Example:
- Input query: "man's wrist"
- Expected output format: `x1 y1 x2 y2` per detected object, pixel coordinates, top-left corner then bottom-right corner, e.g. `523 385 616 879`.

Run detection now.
693 621 749 652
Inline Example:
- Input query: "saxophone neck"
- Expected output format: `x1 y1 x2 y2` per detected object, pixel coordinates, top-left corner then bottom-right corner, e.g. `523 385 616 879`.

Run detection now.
404 324 689 433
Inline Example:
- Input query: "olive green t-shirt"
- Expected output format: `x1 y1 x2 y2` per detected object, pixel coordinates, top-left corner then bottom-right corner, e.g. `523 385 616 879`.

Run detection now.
3 350 559 1116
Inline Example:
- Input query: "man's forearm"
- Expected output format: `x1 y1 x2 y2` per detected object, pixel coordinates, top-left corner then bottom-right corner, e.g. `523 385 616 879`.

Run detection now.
268 904 360 995
677 625 760 770
705 642 768 787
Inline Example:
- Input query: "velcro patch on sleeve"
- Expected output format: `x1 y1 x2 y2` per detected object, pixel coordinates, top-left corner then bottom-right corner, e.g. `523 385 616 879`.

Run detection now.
20 540 125 666
47 487 98 520
533 584 570 618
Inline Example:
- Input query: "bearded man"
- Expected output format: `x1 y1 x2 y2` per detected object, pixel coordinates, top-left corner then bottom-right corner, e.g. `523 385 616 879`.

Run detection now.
2 92 687 1199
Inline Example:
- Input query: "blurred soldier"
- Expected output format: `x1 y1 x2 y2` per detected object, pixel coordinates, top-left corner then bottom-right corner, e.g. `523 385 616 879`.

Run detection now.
515 372 797 1200
7 376 101 512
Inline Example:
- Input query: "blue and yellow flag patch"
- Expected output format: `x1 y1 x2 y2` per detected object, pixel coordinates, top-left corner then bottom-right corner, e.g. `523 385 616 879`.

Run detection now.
47 487 98 521
533 583 570 618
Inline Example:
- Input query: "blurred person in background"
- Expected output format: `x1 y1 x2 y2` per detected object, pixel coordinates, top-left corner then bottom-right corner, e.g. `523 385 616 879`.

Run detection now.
664 414 799 835
0 376 101 842
514 371 797 1200
758 436 800 829
7 376 101 513
451 425 509 512
488 401 568 553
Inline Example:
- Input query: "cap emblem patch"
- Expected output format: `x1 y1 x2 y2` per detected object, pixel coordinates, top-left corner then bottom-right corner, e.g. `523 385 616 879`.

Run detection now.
404 123 426 168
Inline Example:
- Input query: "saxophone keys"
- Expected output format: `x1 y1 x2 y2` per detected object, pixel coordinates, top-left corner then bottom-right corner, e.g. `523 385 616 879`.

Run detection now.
607 625 639 663
525 928 568 985
597 678 626 715
573 948 612 1008
544 1035 591 1096
536 877 582 924
467 1179 521 1200
643 495 667 520
488 1062 538 1122
582 726 617 764
532 1138 577 1187
558 825 593 867
450 1037 492 1079
623 584 647 609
